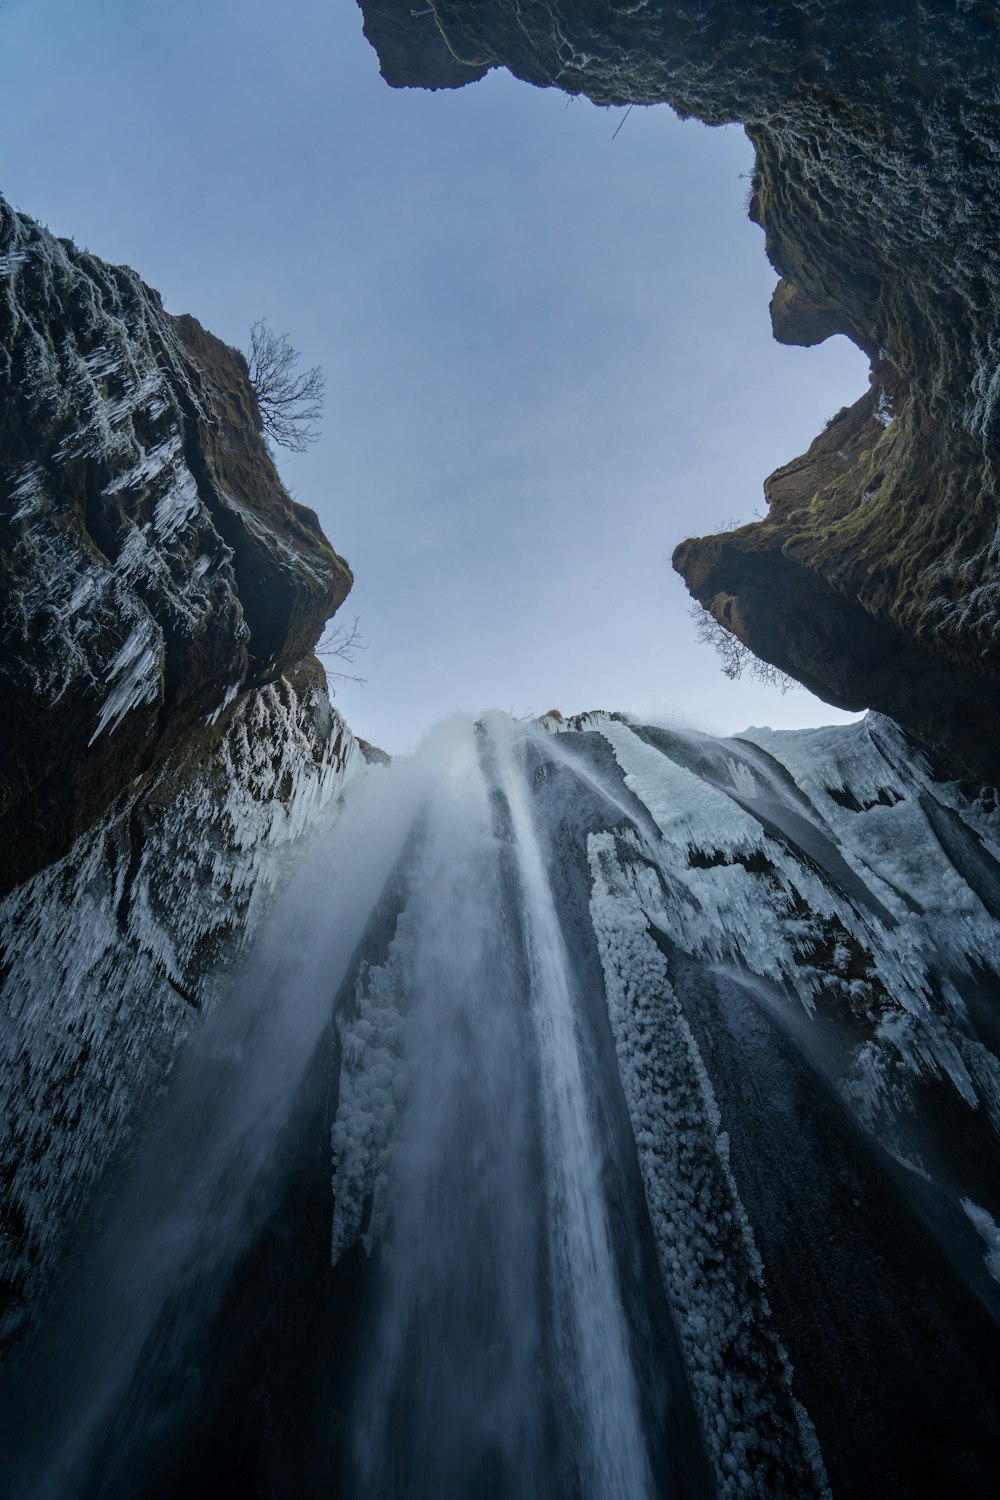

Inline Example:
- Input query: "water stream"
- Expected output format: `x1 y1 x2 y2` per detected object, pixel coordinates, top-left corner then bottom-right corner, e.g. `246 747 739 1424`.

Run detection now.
1 716 705 1499
4 711 1000 1499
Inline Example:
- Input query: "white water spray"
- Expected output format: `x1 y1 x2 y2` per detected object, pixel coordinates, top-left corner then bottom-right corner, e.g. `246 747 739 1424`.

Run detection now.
339 715 658 1498
6 716 669 1500
493 719 655 1499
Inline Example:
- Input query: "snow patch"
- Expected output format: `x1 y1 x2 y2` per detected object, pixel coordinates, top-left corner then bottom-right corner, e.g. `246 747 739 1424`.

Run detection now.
152 469 200 539
102 433 183 497
0 248 30 276
8 462 46 520
205 681 241 727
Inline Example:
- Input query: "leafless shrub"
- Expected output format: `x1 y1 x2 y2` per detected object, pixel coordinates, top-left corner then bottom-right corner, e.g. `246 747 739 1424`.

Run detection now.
246 319 325 452
316 614 366 690
689 603 794 693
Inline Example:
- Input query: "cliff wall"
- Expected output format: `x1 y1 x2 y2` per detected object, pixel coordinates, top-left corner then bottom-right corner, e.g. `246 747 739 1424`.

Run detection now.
0 199 352 895
0 660 363 1347
358 0 1000 785
0 203 363 1344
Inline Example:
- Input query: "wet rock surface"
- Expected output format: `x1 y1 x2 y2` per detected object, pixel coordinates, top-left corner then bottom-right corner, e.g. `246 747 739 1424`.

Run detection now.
0 661 361 1348
358 0 488 89
358 0 1000 783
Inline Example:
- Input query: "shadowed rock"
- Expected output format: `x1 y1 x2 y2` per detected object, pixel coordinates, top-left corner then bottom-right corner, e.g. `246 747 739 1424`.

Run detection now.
357 0 1000 783
0 201 352 894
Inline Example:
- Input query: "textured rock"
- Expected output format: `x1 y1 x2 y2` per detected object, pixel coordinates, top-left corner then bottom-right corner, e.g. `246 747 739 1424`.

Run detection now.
0 662 362 1347
0 199 352 895
357 1 1000 783
0 199 363 1345
357 0 488 88
356 735 392 765
769 278 853 350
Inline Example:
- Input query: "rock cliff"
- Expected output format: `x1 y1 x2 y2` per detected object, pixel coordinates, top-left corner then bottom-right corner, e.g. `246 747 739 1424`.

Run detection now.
0 201 362 1344
0 198 352 896
0 657 362 1348
357 0 1000 785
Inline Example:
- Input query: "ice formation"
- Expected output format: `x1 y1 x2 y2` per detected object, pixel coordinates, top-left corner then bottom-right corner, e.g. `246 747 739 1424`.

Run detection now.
4 707 998 1496
326 709 1000 1498
0 673 361 1342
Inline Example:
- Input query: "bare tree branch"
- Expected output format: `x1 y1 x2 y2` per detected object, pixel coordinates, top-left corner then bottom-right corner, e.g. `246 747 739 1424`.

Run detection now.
316 614 367 691
246 318 325 452
689 604 794 693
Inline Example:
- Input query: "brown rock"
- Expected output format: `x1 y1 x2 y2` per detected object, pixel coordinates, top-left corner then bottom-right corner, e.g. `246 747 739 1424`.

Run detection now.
769 278 852 349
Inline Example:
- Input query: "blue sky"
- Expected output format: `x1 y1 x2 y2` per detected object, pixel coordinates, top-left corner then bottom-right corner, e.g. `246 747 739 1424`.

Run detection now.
0 0 869 752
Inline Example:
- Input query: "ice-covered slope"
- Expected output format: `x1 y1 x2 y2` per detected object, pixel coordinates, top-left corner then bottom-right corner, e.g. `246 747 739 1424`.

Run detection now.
0 661 362 1348
564 711 1000 1176
565 711 1000 1496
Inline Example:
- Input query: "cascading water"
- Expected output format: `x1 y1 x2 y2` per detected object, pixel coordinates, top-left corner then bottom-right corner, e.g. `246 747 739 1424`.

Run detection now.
0 716 705 1499
3 709 1000 1499
0 739 430 1499
338 718 676 1499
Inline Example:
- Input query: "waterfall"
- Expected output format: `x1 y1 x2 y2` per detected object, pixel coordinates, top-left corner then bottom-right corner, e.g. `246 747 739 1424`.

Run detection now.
340 716 666 1499
4 710 1000 1499
2 716 699 1499
493 720 655 1499
0 741 431 1498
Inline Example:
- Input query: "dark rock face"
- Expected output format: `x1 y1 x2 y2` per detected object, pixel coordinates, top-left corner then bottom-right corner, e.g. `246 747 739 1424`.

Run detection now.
356 0 488 89
0 659 361 1347
356 736 392 765
769 278 853 350
357 0 1000 784
0 200 352 895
